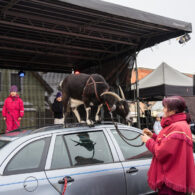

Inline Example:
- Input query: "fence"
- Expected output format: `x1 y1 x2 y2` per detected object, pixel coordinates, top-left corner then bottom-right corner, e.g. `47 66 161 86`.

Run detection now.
0 69 156 133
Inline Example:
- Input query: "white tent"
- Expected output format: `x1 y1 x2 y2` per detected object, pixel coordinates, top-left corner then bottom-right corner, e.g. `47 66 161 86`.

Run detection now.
136 62 193 100
151 101 163 112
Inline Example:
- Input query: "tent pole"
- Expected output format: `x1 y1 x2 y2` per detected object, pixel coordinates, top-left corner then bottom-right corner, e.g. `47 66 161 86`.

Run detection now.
135 55 141 129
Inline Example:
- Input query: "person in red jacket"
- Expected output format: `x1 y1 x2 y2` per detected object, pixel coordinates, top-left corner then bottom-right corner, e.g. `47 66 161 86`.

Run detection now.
2 85 24 133
141 96 195 195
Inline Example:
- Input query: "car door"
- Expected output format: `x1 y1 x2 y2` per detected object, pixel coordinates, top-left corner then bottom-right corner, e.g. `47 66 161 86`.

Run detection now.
45 129 126 195
107 127 154 195
0 135 58 195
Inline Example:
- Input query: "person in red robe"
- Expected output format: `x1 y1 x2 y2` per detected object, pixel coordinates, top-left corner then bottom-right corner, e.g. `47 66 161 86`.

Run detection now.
2 85 24 133
141 96 195 195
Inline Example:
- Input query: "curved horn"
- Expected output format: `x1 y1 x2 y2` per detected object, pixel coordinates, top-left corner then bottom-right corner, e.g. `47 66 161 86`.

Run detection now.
100 91 122 101
119 85 125 99
58 80 63 91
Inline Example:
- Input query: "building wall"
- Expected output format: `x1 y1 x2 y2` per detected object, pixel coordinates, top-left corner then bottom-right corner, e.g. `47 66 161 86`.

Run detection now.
131 68 153 83
0 69 49 133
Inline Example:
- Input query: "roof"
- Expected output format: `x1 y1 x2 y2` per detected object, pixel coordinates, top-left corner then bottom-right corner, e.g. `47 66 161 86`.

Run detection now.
139 62 193 89
31 72 53 95
0 122 140 141
0 0 192 79
40 72 68 102
131 68 153 83
134 62 193 99
61 0 191 31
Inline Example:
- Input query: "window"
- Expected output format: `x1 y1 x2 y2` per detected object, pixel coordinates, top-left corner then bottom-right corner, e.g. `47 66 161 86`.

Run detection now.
0 140 10 149
65 131 113 166
111 129 152 160
51 136 71 169
4 138 50 175
11 73 21 91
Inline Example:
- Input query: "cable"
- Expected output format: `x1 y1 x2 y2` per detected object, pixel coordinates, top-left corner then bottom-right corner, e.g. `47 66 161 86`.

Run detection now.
109 111 144 147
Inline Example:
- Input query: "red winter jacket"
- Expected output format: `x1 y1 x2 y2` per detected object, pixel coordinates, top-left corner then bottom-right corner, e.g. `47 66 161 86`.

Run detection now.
2 95 24 119
146 113 195 193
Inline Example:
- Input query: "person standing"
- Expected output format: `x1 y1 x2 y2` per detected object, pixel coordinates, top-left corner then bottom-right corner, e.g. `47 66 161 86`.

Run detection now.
52 92 64 124
153 113 162 135
141 96 195 195
2 85 24 133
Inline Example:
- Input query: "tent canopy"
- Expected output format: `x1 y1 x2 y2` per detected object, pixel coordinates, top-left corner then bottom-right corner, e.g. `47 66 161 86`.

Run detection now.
0 0 192 83
133 62 193 100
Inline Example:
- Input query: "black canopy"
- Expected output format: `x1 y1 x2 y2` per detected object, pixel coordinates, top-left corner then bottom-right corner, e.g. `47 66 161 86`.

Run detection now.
0 0 192 84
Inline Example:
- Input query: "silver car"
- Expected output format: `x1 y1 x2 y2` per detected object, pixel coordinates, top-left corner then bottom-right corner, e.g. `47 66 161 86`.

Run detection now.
0 123 158 195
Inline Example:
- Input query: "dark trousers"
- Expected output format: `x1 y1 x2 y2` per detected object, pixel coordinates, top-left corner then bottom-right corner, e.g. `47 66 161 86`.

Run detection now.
158 184 186 195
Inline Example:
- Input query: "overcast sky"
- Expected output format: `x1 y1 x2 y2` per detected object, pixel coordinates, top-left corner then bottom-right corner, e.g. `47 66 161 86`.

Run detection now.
103 0 194 74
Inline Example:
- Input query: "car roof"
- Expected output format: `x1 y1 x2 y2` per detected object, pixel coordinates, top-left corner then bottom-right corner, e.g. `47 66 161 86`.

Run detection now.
0 122 141 141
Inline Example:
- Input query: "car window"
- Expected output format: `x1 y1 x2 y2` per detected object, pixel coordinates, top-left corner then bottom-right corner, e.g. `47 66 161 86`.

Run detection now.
4 137 50 175
111 129 152 160
64 131 113 166
0 140 10 149
51 135 71 169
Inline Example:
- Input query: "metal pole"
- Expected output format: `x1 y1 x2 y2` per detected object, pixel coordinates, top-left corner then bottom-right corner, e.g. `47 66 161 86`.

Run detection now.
116 72 121 122
134 55 141 129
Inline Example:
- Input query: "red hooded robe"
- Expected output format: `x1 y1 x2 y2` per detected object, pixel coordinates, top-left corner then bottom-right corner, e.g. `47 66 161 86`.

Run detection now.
2 95 24 132
146 113 195 193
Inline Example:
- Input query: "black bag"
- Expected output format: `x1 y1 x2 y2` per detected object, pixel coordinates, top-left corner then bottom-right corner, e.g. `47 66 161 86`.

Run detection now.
190 123 195 134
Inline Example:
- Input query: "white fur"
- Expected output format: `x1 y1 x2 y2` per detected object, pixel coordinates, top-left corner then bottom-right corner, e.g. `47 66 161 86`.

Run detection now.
70 98 84 108
111 104 116 112
126 112 131 121
72 108 81 123
68 98 84 123
68 98 101 125
95 104 103 121
86 107 93 125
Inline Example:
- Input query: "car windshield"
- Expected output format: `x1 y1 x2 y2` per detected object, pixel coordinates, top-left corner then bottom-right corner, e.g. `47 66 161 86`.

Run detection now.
0 140 10 149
